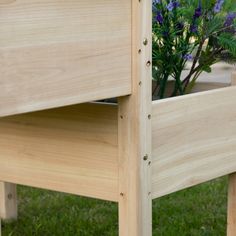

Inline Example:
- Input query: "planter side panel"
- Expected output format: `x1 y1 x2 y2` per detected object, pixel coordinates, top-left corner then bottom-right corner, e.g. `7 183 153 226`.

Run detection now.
152 87 236 199
0 0 131 117
0 103 118 201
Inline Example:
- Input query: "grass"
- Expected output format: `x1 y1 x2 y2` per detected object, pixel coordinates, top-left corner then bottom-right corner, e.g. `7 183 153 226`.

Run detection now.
2 177 228 236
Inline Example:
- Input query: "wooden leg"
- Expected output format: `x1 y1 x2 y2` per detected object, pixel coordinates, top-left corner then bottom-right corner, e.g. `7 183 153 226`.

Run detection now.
0 182 17 220
227 173 236 236
118 0 152 234
227 74 236 236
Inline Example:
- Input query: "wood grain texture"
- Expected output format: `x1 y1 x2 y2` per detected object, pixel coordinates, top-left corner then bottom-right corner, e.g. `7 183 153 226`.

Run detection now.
192 81 230 92
118 0 152 235
0 0 131 117
0 103 118 201
0 182 17 220
228 173 236 236
227 72 236 236
152 85 236 199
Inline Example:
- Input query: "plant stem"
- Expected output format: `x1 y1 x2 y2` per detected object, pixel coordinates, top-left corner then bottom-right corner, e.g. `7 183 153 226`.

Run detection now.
183 39 205 91
158 73 169 99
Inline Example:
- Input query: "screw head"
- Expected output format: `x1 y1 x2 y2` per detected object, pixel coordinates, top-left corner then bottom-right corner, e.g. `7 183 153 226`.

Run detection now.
146 61 151 67
143 38 148 46
143 155 148 161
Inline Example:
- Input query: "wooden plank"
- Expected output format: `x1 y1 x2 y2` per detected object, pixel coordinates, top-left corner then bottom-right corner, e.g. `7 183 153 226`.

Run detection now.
152 86 236 199
152 80 230 98
0 182 17 220
0 103 118 202
118 0 152 235
227 72 236 236
0 0 131 117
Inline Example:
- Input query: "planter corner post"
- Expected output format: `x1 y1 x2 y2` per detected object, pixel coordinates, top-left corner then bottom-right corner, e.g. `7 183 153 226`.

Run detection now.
118 0 152 235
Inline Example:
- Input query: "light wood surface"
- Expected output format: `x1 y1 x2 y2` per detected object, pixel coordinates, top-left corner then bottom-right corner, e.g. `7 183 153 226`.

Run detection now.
118 0 152 235
228 173 236 236
227 72 236 236
152 85 236 199
0 182 17 220
0 0 131 117
192 81 230 92
0 103 118 201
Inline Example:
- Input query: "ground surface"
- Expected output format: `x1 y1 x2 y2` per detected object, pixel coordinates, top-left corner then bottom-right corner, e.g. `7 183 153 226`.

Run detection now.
2 177 227 236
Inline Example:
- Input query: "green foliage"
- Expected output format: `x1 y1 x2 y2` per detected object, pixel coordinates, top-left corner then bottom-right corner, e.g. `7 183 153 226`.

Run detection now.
152 0 236 99
218 33 236 56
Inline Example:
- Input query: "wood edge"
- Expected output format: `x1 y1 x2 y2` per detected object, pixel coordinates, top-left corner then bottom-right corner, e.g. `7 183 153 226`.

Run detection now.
152 85 236 106
0 182 17 220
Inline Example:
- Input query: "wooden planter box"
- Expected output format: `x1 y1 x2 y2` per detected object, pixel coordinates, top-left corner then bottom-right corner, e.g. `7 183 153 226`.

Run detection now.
0 1 236 235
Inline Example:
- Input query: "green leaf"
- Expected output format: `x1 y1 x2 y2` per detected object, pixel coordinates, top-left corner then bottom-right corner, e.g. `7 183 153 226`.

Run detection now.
217 33 236 56
202 65 212 73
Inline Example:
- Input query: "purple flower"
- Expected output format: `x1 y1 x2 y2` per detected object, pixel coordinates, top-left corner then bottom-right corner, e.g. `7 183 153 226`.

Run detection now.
167 1 180 11
163 31 169 37
190 24 198 33
224 12 236 33
213 0 224 13
194 7 202 19
183 54 193 61
156 11 164 24
224 12 236 26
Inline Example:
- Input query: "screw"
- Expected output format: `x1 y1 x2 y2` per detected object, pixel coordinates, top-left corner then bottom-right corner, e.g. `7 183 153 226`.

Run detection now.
143 155 148 161
143 38 148 46
146 61 151 67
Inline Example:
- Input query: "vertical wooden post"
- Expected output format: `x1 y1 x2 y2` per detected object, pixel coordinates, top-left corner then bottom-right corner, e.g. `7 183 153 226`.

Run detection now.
118 0 152 235
228 173 236 236
227 71 236 236
0 182 17 220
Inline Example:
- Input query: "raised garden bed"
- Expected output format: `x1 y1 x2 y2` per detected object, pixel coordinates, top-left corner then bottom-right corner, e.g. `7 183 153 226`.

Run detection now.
0 0 236 235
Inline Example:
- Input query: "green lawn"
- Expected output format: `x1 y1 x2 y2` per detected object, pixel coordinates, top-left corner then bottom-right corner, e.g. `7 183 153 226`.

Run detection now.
2 177 227 236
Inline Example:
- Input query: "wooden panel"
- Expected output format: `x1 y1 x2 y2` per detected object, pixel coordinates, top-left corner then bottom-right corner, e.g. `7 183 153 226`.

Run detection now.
192 82 230 93
0 0 131 117
152 80 230 99
0 182 17 220
118 0 152 235
0 103 118 201
152 86 236 199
